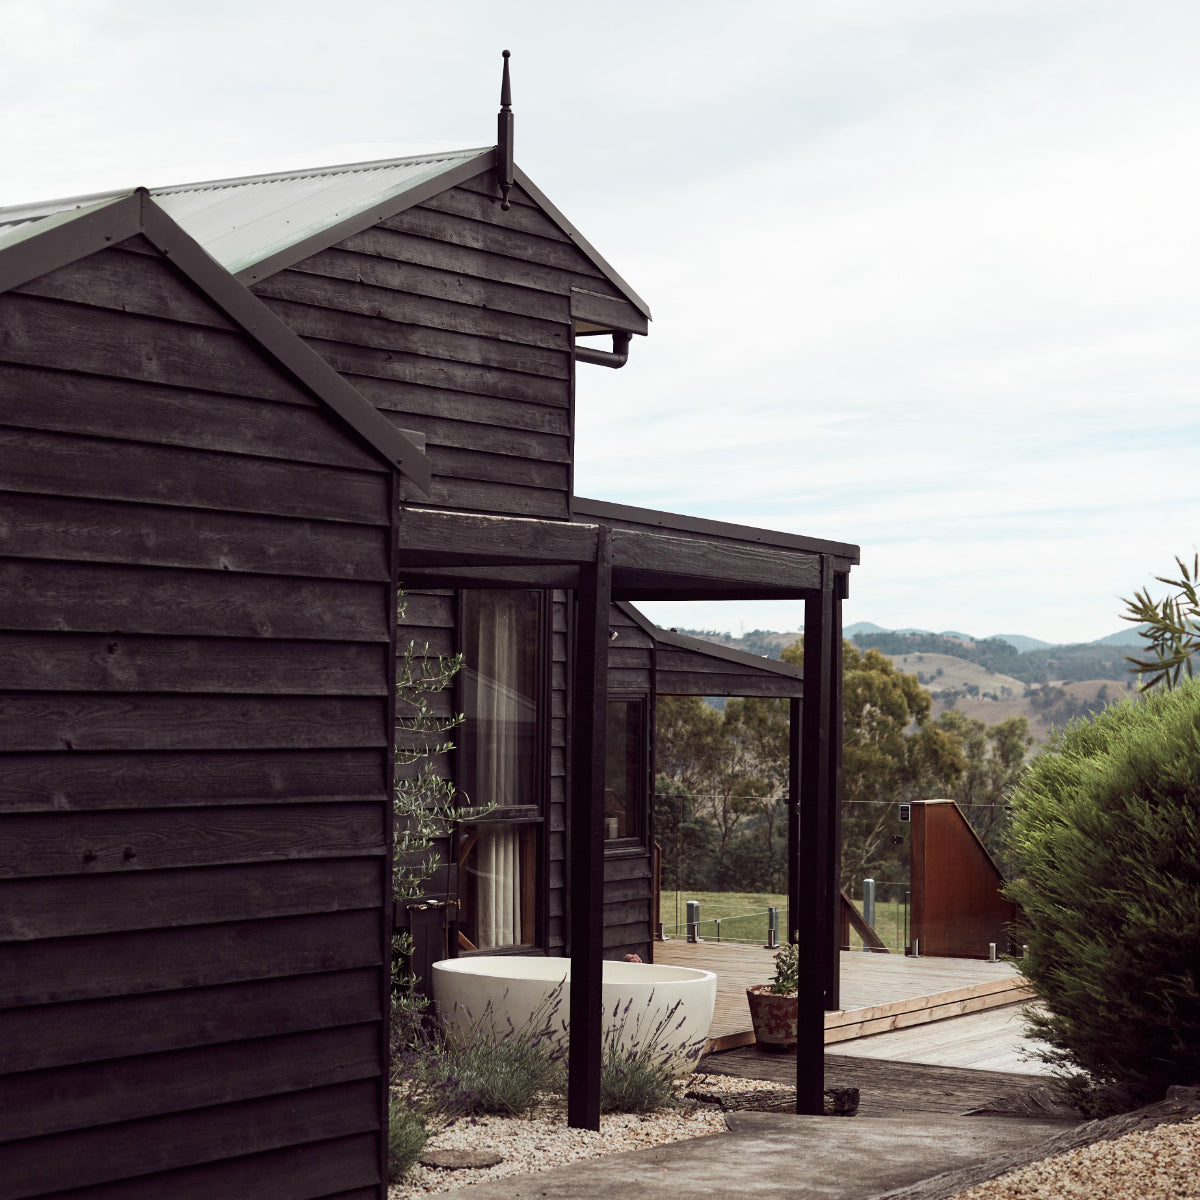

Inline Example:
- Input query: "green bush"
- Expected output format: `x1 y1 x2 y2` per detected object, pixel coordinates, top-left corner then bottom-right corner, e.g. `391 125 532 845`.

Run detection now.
442 987 568 1115
387 1104 427 1182
596 995 704 1113
1005 682 1200 1106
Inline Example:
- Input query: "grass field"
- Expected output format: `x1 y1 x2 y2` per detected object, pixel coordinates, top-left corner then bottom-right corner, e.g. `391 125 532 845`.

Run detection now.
659 889 910 952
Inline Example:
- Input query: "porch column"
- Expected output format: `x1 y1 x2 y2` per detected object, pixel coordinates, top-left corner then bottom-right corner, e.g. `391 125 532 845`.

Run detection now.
567 525 612 1129
796 557 840 1114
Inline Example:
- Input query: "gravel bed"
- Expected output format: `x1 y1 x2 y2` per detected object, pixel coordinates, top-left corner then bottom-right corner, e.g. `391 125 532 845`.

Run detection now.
387 1073 782 1198
950 1115 1200 1200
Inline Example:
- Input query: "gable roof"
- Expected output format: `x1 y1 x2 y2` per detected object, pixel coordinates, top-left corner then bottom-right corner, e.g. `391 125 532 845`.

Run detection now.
0 189 432 491
0 148 651 319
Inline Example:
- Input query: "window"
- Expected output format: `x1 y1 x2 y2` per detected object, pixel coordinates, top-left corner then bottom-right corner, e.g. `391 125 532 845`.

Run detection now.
605 696 647 843
457 590 545 950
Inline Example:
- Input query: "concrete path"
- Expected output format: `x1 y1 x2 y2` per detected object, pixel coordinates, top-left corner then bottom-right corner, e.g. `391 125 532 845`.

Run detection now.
428 1110 1071 1200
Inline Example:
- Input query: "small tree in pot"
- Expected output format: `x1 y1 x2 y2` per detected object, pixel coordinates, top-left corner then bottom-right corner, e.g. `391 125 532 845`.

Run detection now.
746 942 799 1051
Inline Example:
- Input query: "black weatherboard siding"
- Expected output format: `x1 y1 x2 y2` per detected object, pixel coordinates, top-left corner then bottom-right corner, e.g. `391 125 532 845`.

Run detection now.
0 203 404 1199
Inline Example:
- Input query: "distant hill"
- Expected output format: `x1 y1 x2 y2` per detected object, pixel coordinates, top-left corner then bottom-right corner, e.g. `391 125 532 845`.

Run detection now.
675 619 1152 747
988 633 1052 652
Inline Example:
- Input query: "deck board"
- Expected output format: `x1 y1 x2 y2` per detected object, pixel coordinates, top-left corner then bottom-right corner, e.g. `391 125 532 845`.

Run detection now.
655 940 1032 1055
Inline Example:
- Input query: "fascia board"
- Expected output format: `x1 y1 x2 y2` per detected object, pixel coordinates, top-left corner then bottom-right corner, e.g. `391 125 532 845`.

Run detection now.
514 166 652 322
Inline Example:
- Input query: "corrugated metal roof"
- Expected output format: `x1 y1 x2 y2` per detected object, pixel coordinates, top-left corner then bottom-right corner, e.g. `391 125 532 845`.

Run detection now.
0 147 489 271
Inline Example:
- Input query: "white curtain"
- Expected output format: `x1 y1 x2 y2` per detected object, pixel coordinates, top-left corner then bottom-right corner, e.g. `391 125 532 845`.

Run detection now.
476 825 522 947
468 601 528 808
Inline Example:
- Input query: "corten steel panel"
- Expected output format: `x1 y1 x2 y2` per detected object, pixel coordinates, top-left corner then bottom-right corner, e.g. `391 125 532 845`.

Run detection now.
910 800 1019 959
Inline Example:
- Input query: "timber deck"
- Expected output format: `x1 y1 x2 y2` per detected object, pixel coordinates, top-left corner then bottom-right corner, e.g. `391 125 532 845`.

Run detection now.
655 940 1032 1053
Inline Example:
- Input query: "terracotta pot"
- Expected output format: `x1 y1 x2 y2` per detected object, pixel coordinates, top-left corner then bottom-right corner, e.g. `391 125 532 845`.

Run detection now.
746 983 798 1052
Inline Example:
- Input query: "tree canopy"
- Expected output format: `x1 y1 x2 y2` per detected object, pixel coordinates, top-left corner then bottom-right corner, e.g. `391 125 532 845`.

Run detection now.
655 638 1033 892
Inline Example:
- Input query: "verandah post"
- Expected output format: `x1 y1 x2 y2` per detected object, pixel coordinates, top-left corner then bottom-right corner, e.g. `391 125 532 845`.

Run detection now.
567 525 612 1130
796 557 838 1114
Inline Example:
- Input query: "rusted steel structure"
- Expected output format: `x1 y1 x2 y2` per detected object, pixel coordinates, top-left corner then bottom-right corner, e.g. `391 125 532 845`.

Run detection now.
909 799 1021 959
0 63 858 1197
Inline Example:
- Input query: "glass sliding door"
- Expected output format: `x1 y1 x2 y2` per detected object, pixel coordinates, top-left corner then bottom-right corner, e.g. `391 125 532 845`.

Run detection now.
457 590 545 950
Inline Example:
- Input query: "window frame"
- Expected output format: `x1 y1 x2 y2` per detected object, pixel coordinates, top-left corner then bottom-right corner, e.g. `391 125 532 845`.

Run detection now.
603 691 651 855
454 588 551 954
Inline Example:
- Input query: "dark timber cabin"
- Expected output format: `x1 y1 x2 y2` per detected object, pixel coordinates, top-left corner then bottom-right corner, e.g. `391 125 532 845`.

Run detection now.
0 72 859 1198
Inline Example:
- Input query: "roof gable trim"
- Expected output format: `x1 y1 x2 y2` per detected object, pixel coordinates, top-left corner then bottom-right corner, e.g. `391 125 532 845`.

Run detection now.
514 166 651 322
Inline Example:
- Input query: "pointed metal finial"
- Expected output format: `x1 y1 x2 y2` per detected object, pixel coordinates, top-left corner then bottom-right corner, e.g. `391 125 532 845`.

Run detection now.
496 49 514 211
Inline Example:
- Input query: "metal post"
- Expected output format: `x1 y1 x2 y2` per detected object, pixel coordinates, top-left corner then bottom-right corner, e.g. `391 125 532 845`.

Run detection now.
686 900 701 943
862 879 875 952
911 936 920 959
988 942 997 963
765 907 779 949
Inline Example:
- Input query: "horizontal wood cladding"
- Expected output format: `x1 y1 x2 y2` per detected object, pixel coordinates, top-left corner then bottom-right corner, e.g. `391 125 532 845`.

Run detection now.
14 1132 381 1200
349 374 570 436
260 295 569 380
0 805 386 879
1 494 389 581
254 270 570 354
319 340 566 407
0 694 388 753
0 426 389 526
0 559 389 641
1 910 383 1008
0 291 307 403
0 748 387 813
2 1023 380 1144
406 474 568 519
256 178 612 520
382 205 604 279
0 1078 379 1199
0 801 381 878
0 237 394 1200
1 858 382 940
418 183 575 243
17 240 238 330
0 967 381 1075
0 633 387 695
289 245 571 324
0 363 382 471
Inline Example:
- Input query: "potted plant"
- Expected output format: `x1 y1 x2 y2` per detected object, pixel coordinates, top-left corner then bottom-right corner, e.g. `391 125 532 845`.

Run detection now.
746 942 798 1052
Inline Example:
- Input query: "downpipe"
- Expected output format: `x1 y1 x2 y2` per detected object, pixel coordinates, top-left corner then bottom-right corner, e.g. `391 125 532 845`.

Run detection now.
575 331 632 369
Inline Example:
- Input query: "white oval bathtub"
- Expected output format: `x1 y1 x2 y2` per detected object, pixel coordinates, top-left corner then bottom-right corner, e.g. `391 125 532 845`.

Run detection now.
430 955 716 1075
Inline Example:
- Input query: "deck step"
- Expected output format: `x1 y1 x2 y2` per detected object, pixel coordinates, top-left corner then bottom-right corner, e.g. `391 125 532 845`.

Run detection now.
655 940 1031 1055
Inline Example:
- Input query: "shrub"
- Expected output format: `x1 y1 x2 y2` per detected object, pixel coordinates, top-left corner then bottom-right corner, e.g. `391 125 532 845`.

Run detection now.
1005 682 1200 1106
442 987 568 1115
386 1104 427 1182
597 994 704 1113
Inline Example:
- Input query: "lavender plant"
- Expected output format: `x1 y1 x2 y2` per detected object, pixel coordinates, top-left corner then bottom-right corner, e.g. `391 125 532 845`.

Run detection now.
594 992 706 1113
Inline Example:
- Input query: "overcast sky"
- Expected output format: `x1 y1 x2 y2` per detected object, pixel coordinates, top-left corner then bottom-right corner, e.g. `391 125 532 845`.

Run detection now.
4 0 1198 644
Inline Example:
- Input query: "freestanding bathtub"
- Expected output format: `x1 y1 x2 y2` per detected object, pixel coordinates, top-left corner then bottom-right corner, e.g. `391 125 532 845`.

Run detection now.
430 955 716 1074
